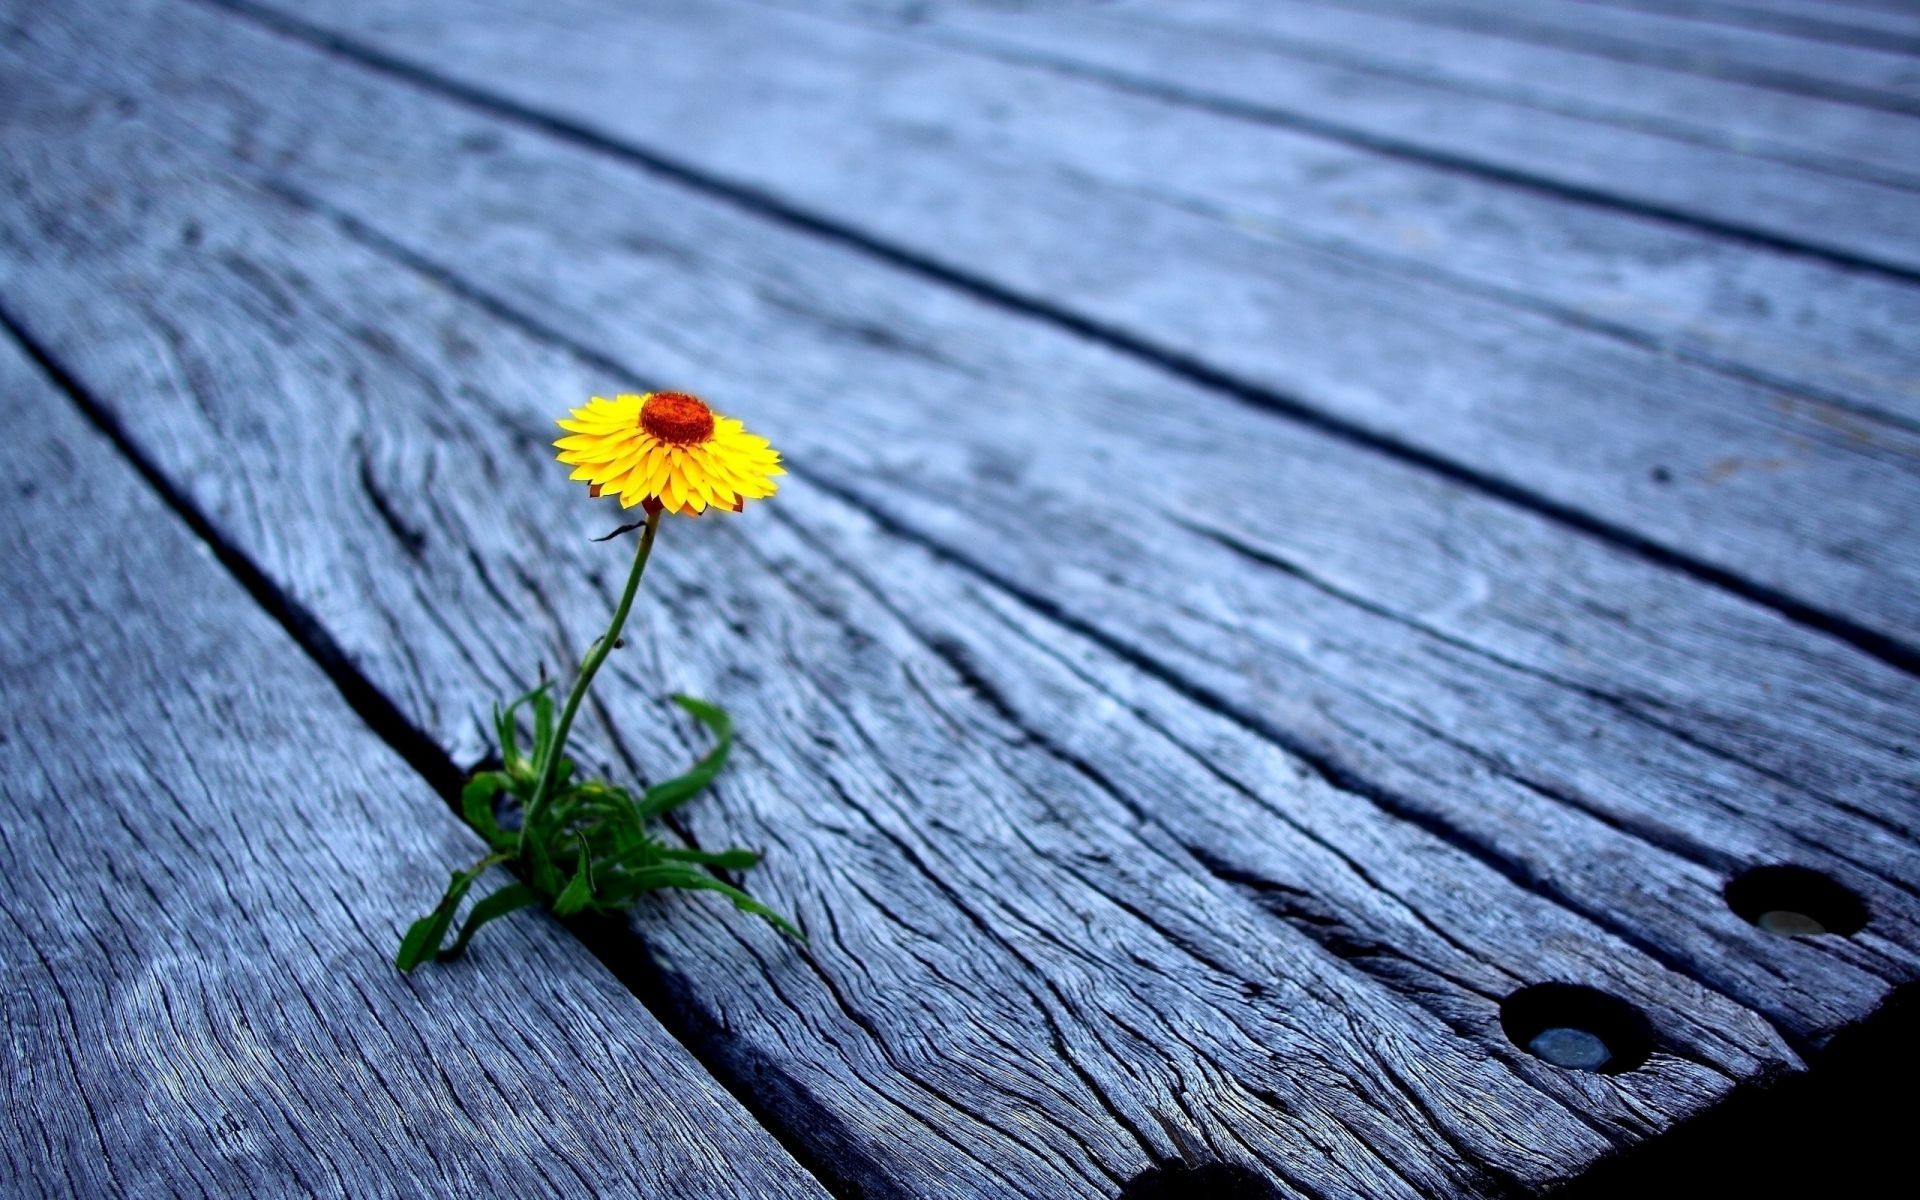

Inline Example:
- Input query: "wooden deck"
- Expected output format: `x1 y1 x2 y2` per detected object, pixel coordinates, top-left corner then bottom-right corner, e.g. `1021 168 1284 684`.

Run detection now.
2 0 1916 1195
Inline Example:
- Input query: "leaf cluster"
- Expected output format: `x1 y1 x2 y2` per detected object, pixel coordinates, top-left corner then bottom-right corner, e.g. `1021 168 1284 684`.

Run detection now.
397 685 800 971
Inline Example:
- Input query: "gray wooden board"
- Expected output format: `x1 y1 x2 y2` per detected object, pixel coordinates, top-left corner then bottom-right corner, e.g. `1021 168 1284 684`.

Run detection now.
4 9 1919 1198
681 0 1920 425
789 0 1920 271
1049 0 1920 189
0 338 830 1196
184 0 1920 656
1574 0 1920 48
1323 0 1920 111
1515 0 1920 71
764 0 1920 421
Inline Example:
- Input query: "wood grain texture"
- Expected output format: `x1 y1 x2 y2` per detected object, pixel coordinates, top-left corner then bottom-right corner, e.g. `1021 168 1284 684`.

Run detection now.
1321 0 1920 112
1060 0 1920 188
0 74 1688 1200
1571 0 1920 50
56 0 1920 846
769 0 1920 417
783 0 1920 270
20 0 1920 1007
177 0 1920 656
18 0 1920 1029
3 7 1917 1197
0 339 830 1197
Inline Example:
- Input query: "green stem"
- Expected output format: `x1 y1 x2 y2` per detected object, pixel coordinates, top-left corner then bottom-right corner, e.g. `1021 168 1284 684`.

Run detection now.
520 508 664 866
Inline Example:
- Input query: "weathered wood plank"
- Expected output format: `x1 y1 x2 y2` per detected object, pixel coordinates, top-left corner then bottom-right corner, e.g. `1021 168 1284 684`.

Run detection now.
181 0 1920 655
1060 0 1920 187
0 22 1874 1200
0 337 830 1197
801 0 1920 268
1574 0 1920 50
1326 0 1920 111
3 4 1920 1190
771 0 1920 426
22 0 1920 1035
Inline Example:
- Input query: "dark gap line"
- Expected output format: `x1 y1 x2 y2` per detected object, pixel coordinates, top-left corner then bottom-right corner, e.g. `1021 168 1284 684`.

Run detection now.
925 24 1920 286
1566 0 1920 57
0 302 864 1200
192 0 1920 677
1304 0 1920 117
249 181 1820 1058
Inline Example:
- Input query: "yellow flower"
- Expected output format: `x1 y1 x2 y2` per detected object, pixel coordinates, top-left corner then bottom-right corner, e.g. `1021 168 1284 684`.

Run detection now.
554 392 784 515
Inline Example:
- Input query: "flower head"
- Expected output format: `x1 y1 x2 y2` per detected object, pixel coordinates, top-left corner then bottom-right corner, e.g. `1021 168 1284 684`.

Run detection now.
554 392 783 515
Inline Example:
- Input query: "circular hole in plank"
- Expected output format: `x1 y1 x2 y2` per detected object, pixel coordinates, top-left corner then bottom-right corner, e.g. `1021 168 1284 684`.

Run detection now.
1726 865 1867 937
1501 983 1653 1074
1119 1162 1277 1200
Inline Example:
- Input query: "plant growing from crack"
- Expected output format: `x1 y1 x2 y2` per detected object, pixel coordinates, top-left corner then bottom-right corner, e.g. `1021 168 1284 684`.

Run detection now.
397 391 799 970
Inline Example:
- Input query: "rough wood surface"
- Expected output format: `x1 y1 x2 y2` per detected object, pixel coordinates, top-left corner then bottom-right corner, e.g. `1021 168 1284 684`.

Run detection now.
1322 0 1920 112
0 338 830 1198
830 0 1920 242
1571 0 1920 50
774 0 1920 419
184 0 1920 657
1053 0 1920 187
4 4 1918 1197
42 0 1917 929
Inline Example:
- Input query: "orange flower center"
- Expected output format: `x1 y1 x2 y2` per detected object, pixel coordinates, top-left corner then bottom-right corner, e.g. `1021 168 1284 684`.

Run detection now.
640 391 715 445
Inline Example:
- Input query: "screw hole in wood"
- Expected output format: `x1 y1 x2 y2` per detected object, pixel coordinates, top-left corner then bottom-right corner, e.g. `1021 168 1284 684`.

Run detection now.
1118 1161 1278 1200
1501 983 1653 1074
1725 865 1867 937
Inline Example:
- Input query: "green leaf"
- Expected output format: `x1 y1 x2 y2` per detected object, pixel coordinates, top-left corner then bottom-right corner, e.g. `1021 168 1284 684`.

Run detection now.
638 695 734 818
437 882 543 961
659 845 761 870
551 835 597 916
395 854 508 971
625 864 804 941
396 913 443 974
492 703 516 771
528 851 565 898
531 686 557 775
460 771 517 851
571 781 644 828
495 681 548 772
